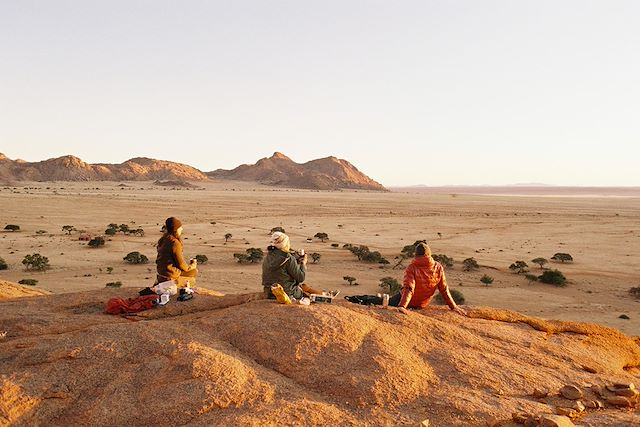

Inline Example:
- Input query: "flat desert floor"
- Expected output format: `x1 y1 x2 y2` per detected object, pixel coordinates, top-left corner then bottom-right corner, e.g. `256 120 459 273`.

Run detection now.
1 181 638 335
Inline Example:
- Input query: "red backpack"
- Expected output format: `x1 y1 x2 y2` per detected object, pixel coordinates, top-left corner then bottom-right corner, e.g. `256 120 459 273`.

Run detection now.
105 295 158 315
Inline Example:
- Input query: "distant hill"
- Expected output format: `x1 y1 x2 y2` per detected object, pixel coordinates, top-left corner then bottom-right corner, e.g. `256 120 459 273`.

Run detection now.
0 153 208 182
208 152 387 191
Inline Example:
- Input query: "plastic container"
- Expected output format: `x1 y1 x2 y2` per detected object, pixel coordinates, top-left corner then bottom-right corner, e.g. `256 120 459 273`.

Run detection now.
382 294 390 307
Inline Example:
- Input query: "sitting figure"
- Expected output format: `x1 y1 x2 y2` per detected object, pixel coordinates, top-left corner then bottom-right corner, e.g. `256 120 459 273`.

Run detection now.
262 231 324 299
155 217 197 287
346 243 466 316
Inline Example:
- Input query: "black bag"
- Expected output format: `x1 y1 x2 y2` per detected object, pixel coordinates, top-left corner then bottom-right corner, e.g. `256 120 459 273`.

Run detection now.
344 295 383 305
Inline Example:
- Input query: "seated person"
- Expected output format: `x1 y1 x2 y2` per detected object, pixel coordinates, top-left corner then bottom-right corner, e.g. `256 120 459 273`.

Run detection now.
155 217 197 287
262 231 324 299
346 243 466 316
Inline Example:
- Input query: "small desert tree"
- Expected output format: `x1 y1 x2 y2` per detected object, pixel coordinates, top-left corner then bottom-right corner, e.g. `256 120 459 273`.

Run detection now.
123 251 149 264
224 233 232 242
311 252 321 263
538 269 567 287
195 254 208 264
629 287 640 299
118 224 130 234
525 274 538 284
131 228 145 237
62 225 76 235
19 279 38 286
480 275 494 286
105 281 122 288
0 257 7 270
379 277 402 294
22 253 50 271
551 253 573 263
462 257 479 272
106 267 114 274
432 254 454 268
314 232 329 242
270 226 285 234
105 227 117 236
343 276 357 286
508 261 529 274
531 257 548 269
4 224 20 232
88 236 106 248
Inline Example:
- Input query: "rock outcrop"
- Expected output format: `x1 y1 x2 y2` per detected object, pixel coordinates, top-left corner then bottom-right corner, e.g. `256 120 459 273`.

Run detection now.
208 152 387 191
0 153 208 182
0 288 638 426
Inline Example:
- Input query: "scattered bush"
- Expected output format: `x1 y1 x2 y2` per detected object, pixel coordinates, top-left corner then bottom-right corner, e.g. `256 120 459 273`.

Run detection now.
18 279 38 286
531 257 548 269
22 253 50 271
224 233 232 242
35 230 47 235
106 267 114 274
551 253 573 263
343 276 357 286
62 225 76 235
538 269 567 287
480 275 494 286
434 289 466 305
331 243 339 248
509 261 529 274
379 277 402 294
123 251 149 264
314 232 329 242
0 257 7 270
525 274 538 283
311 252 321 263
233 248 264 264
433 254 454 268
346 244 389 264
131 228 145 237
400 240 427 258
105 281 122 288
195 254 208 264
118 224 130 234
88 236 106 248
462 257 479 271
619 314 630 320
270 226 285 234
105 227 117 236
629 287 640 299
4 224 20 232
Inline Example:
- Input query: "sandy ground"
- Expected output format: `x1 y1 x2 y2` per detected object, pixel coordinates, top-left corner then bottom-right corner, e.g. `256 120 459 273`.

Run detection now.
1 181 638 335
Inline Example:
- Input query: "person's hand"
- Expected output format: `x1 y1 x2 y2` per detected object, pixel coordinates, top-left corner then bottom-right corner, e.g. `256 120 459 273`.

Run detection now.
397 307 409 315
190 258 197 268
452 306 467 317
300 253 308 265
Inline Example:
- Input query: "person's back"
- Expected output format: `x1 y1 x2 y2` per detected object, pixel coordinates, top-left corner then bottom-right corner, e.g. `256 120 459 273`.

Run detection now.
401 255 444 308
262 245 305 298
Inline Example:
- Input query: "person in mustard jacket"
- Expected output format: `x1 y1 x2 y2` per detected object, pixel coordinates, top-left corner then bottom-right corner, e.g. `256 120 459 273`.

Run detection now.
155 217 197 286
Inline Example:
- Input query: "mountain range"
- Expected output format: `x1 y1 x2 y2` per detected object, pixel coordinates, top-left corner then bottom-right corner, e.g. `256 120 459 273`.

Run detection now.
0 152 386 191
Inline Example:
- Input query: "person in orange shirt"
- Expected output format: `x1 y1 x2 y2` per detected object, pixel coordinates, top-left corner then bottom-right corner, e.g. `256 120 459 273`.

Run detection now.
395 242 466 316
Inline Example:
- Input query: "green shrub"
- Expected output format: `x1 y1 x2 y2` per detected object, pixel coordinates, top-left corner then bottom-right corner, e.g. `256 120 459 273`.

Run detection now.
105 227 117 236
4 224 20 232
480 275 494 286
195 254 208 264
433 254 454 268
379 277 401 294
270 226 285 234
105 281 122 288
629 287 640 299
311 252 321 263
551 253 573 263
538 269 567 287
508 261 528 274
343 276 357 285
0 257 7 270
314 232 329 242
462 257 479 271
525 274 538 283
331 243 339 248
233 248 264 264
434 289 466 305
22 253 50 271
19 279 38 286
88 236 106 248
123 252 149 264
62 225 76 235
531 257 548 268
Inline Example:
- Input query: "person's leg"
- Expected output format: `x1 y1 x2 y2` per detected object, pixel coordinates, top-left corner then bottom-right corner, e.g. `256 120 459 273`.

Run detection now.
388 292 402 307
177 269 197 287
300 283 322 295
182 268 197 278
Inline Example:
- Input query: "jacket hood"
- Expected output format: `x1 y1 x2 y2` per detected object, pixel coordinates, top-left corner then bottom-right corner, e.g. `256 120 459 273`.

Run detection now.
264 246 290 270
412 255 436 269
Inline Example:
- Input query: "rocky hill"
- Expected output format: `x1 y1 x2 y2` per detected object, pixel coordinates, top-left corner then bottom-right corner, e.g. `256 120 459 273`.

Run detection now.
208 152 387 191
0 154 208 182
0 283 638 426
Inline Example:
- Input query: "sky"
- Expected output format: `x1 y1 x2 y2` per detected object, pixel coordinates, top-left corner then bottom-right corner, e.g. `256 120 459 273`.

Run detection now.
1 0 639 186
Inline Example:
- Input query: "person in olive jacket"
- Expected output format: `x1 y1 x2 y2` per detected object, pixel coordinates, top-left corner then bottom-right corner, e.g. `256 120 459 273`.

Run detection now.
156 217 197 286
262 231 321 299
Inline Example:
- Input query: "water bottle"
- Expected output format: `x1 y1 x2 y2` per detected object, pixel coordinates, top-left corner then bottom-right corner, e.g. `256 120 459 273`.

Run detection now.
382 294 389 307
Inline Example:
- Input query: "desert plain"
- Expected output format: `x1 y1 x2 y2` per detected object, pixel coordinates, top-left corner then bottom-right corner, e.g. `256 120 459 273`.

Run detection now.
1 181 638 335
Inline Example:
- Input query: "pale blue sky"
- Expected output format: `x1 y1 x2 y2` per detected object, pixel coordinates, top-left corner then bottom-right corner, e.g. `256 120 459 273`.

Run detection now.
1 1 638 186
